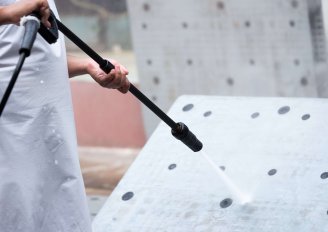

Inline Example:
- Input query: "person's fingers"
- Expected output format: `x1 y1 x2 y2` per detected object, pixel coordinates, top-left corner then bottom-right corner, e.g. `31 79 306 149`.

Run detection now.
40 4 51 27
118 77 131 93
120 65 129 75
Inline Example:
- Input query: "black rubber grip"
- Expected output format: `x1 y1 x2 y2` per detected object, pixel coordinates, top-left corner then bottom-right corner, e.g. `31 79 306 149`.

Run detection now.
171 122 203 152
19 19 39 56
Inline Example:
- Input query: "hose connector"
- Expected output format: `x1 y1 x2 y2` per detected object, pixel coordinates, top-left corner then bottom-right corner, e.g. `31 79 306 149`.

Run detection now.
171 122 203 152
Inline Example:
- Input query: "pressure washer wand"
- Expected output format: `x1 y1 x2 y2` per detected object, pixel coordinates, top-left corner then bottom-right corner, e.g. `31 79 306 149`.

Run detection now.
0 15 40 117
55 19 203 152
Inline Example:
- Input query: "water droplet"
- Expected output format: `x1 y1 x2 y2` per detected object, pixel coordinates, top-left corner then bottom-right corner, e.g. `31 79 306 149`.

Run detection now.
40 80 44 84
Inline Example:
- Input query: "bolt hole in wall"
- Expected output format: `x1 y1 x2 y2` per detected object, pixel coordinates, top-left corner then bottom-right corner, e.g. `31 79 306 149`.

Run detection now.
226 77 234 86
122 191 134 201
153 76 160 85
143 3 150 11
217 1 225 10
300 76 308 86
142 23 147 29
168 164 177 170
290 20 296 27
268 169 277 176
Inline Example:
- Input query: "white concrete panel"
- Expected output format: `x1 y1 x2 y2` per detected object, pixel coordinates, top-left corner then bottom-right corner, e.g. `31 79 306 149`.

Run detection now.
93 95 328 232
127 0 327 136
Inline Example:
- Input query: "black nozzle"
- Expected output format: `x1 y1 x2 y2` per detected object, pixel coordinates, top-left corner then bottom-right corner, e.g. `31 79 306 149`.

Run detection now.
171 122 203 152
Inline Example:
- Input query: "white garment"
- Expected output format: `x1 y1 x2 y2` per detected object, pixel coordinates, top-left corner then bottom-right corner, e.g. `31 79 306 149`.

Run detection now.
0 1 92 231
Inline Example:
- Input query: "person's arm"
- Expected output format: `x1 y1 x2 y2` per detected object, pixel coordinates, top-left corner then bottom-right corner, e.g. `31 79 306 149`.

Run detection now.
0 0 50 27
67 55 130 93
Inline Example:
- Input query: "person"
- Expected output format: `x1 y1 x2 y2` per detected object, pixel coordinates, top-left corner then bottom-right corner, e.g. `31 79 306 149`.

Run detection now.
0 0 130 231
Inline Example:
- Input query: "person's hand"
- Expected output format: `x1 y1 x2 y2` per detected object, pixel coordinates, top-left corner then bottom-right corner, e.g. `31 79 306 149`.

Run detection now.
1 0 51 27
86 59 130 94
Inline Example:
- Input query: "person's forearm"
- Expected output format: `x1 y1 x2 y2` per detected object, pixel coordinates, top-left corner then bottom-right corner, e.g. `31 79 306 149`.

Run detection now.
67 55 89 78
0 6 12 25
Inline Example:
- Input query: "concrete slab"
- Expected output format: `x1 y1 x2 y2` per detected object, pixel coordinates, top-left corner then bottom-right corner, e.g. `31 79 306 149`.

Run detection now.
93 95 328 232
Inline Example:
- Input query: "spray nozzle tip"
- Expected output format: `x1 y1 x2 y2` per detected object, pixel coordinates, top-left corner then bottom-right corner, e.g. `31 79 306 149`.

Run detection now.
171 122 203 152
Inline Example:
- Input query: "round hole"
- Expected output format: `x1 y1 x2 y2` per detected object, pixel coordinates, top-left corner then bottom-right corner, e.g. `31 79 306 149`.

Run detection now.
249 59 255 65
143 3 150 11
91 213 97 216
187 59 193 65
220 198 233 208
217 1 225 9
142 23 147 29
290 20 295 27
203 111 212 117
153 76 160 85
278 106 290 115
168 164 177 170
245 21 251 28
251 112 260 119
302 114 310 120
182 22 188 29
300 77 308 86
227 77 234 86
294 59 300 66
320 172 328 179
147 59 152 65
151 96 157 101
268 169 277 176
291 0 298 8
122 192 134 201
220 166 226 171
183 104 194 112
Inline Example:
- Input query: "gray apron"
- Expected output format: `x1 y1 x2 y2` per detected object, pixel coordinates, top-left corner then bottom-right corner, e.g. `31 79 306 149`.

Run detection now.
0 1 92 231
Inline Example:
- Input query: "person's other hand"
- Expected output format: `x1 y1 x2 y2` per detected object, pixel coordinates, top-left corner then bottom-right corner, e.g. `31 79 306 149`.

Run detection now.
3 0 51 27
87 59 130 94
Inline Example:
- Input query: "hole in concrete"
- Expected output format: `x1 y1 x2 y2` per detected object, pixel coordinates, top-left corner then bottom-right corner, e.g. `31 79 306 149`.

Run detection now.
249 59 255 65
302 114 310 121
142 23 147 29
147 59 152 65
217 1 225 10
122 192 134 201
300 77 308 86
187 59 193 65
251 112 260 119
151 96 157 101
321 172 328 179
290 20 295 27
294 59 300 66
143 3 150 11
278 106 290 115
153 76 160 85
220 166 226 171
245 21 251 28
268 169 277 176
168 164 177 170
183 104 194 112
204 111 212 117
182 22 188 29
227 77 234 86
91 213 97 217
90 197 100 201
291 0 298 8
220 198 233 208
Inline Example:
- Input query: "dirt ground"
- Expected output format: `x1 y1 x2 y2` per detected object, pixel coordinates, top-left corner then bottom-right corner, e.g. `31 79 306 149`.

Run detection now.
79 147 140 196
